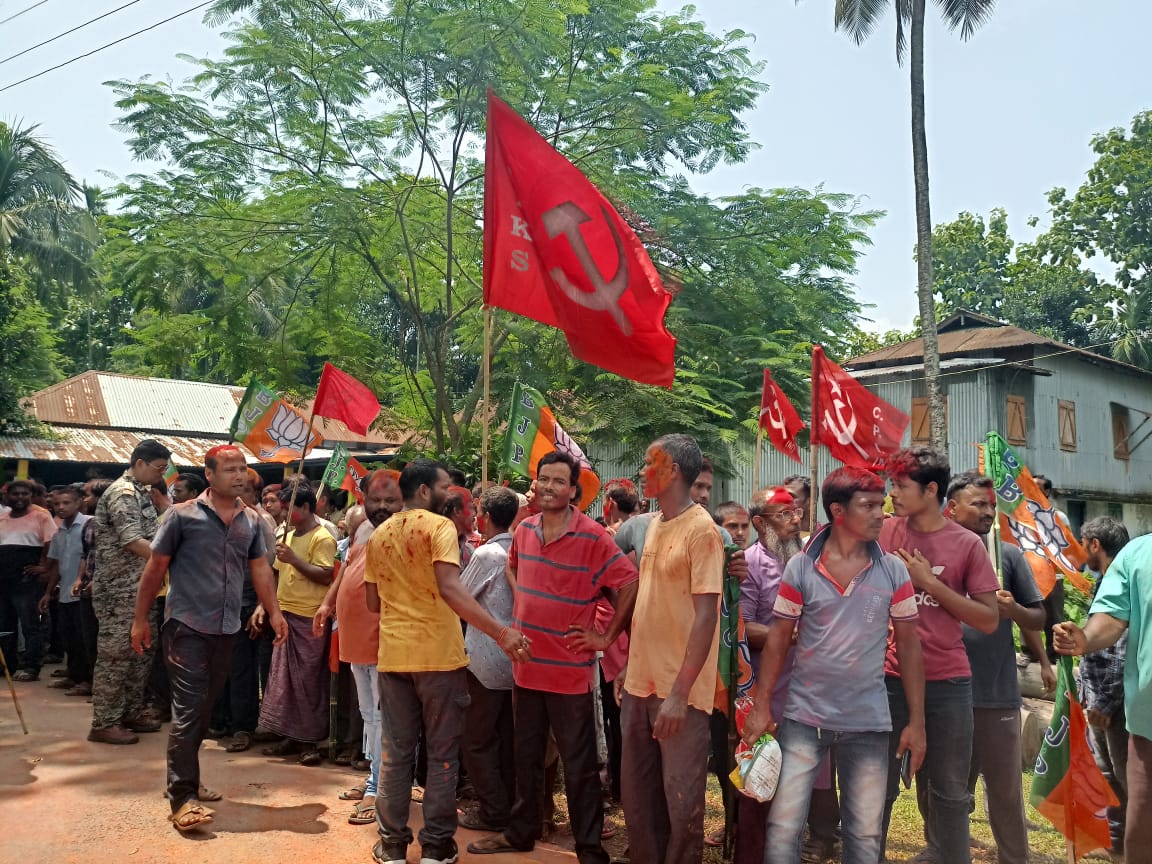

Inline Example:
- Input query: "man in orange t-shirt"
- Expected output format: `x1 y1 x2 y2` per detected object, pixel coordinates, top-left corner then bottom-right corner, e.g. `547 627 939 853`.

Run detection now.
620 434 724 864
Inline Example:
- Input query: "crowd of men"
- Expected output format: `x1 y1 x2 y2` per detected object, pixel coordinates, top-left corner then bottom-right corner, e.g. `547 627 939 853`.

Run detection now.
0 435 1147 864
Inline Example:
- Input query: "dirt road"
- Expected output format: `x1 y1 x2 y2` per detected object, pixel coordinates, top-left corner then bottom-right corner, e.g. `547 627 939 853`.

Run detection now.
0 672 575 864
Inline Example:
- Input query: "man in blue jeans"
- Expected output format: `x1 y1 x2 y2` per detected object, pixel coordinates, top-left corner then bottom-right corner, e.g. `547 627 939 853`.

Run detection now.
743 466 926 864
881 448 1000 864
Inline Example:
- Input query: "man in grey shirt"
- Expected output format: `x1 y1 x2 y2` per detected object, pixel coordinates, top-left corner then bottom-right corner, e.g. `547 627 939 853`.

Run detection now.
948 472 1049 864
459 486 520 832
130 445 287 833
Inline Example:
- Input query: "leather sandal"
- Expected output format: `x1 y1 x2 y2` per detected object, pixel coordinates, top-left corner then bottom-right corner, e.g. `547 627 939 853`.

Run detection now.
170 801 215 832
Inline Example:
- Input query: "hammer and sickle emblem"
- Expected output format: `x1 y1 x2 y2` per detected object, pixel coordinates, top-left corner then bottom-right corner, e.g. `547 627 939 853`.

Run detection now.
541 201 632 335
760 399 787 435
822 395 869 460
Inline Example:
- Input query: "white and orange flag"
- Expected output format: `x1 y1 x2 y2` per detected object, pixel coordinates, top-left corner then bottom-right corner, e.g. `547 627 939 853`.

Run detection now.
979 431 1089 596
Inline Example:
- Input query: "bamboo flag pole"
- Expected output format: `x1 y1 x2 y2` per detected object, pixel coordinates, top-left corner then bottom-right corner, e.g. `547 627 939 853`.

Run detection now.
482 306 493 487
752 428 763 493
279 404 318 543
809 349 820 532
0 642 28 734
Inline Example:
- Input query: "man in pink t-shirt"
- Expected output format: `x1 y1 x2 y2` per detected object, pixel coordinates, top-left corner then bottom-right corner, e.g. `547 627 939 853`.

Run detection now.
0 479 58 680
879 447 999 864
467 452 637 864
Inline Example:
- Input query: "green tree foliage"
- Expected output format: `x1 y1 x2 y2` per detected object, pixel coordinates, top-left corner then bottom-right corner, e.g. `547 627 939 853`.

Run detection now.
0 121 95 429
98 0 880 463
927 208 1100 347
1040 110 1152 366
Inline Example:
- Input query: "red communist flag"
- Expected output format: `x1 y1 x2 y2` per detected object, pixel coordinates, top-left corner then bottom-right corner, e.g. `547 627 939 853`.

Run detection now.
811 345 909 470
313 362 381 437
483 91 676 388
759 369 805 463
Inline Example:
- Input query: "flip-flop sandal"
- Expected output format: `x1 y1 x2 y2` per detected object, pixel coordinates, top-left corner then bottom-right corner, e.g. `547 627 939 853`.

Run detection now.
170 801 215 832
226 732 252 753
299 748 322 766
348 801 376 825
601 820 618 840
198 784 223 802
339 783 367 801
466 836 527 855
704 829 725 847
261 739 296 757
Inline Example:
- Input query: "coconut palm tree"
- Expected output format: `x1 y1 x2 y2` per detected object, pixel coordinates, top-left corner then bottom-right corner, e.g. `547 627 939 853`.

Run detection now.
0 120 95 291
832 0 995 447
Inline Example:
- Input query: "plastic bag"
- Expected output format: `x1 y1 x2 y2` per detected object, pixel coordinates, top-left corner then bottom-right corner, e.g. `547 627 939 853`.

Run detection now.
727 695 782 802
735 734 782 802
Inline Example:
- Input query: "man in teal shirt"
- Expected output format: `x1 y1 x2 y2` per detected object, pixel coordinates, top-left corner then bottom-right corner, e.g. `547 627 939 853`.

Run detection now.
1055 534 1152 864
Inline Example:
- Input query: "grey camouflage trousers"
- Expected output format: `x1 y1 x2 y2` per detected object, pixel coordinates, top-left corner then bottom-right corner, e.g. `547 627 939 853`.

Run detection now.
91 582 155 730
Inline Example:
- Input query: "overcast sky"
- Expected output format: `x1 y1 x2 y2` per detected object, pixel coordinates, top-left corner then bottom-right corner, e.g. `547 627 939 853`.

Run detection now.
2 0 1149 332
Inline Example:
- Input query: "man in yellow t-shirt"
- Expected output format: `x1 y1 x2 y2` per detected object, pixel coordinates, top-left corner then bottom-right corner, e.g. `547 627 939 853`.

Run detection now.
363 458 529 864
619 434 724 864
257 482 336 766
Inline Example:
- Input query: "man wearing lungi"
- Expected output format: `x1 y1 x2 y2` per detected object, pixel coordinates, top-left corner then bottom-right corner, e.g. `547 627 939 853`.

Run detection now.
259 481 337 765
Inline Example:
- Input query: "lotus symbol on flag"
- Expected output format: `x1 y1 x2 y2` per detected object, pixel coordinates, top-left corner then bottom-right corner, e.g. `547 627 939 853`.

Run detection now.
263 403 311 457
553 421 592 470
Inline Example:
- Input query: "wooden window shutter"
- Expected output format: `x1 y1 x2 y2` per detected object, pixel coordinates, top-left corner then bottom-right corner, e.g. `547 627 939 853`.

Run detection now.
1058 401 1077 452
1113 405 1130 460
911 397 930 445
1006 395 1027 446
910 396 947 445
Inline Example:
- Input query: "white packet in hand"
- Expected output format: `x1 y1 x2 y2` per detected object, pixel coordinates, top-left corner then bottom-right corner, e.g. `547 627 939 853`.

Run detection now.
738 734 782 803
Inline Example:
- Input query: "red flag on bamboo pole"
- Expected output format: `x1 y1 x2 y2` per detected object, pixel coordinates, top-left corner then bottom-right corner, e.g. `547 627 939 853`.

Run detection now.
313 362 381 437
483 91 676 388
811 345 909 471
759 369 805 463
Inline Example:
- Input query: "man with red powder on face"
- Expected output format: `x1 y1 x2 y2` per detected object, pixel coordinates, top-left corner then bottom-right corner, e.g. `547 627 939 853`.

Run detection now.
879 448 1000 864
617 434 725 864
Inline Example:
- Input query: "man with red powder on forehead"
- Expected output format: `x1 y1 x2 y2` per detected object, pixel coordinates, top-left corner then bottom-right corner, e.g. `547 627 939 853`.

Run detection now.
129 445 287 832
879 448 1000 864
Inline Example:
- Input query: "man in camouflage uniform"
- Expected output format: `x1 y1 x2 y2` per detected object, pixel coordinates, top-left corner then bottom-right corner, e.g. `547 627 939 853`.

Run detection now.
88 439 171 745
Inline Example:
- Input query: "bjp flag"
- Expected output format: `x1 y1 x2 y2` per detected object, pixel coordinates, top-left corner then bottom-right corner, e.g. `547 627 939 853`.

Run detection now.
503 382 600 511
979 432 1089 596
229 378 320 463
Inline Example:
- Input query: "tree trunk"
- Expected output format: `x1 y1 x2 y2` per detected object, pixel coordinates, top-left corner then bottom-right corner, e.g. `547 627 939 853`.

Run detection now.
910 0 947 449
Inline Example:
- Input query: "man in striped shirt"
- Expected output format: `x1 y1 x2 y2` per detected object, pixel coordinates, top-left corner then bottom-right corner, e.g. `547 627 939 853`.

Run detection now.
743 466 926 864
468 451 637 864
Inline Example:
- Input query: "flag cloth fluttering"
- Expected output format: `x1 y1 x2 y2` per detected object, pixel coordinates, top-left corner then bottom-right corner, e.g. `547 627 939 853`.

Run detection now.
979 432 1089 597
483 91 676 388
163 463 178 492
320 442 368 504
229 379 320 463
502 382 600 511
759 368 805 463
810 345 909 471
1029 655 1119 860
313 362 381 437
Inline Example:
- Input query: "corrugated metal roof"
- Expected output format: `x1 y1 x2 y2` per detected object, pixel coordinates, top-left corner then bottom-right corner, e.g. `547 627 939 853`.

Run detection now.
847 324 1150 378
0 427 393 467
24 372 404 446
0 429 252 466
848 326 1049 367
100 375 244 434
848 357 1004 380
